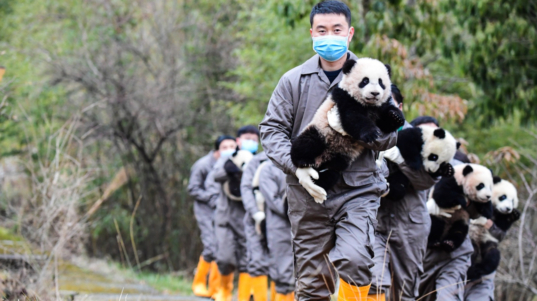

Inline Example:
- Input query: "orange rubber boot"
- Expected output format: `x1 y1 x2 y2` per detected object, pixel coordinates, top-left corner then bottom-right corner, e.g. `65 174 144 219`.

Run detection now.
338 280 371 301
251 275 268 301
208 261 221 297
214 273 234 301
366 293 386 301
192 256 211 297
275 292 295 301
270 281 277 301
238 273 253 301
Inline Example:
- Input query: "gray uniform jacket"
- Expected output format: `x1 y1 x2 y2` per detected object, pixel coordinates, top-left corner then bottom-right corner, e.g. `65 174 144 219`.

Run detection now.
371 122 438 301
419 158 474 301
240 152 270 277
188 151 218 262
260 162 294 294
260 52 397 300
212 157 248 275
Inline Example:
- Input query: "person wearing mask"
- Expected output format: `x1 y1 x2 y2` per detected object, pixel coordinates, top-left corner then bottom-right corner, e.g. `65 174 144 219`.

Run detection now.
212 126 260 301
369 85 441 301
188 135 237 297
259 1 396 300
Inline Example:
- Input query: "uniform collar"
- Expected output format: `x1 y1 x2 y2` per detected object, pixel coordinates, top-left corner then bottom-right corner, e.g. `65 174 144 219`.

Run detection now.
300 51 359 75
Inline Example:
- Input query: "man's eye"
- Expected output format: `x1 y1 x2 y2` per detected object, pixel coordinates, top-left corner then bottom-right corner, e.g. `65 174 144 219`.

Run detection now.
476 183 485 190
428 154 438 161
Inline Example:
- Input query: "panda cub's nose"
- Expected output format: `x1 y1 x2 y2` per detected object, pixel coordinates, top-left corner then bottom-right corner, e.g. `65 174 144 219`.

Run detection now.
486 195 491 199
371 92 380 96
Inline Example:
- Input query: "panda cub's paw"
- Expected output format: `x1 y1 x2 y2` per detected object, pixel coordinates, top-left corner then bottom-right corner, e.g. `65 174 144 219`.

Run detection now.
509 209 521 222
377 106 405 133
359 128 380 143
388 110 405 128
440 240 455 252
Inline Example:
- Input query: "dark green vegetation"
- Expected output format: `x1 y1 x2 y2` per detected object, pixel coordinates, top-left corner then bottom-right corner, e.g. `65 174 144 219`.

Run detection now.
0 0 535 298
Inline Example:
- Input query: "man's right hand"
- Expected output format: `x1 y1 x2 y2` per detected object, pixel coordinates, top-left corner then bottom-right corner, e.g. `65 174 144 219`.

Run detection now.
295 167 327 203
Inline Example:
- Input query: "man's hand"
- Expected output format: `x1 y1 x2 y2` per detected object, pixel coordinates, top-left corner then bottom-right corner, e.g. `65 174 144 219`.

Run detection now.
295 167 327 203
383 146 404 165
253 211 266 235
427 199 461 218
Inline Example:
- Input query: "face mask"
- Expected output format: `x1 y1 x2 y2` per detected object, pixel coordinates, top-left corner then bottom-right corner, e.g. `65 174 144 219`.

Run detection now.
220 149 235 159
312 34 349 62
241 139 259 154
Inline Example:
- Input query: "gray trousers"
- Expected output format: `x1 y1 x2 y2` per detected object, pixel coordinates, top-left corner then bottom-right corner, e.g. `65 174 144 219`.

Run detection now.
464 272 495 301
244 214 270 277
215 203 248 276
419 237 473 301
194 201 216 262
370 210 430 300
287 175 386 301
267 219 294 294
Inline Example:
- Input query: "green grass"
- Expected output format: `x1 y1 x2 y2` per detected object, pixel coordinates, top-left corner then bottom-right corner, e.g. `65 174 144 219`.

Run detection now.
134 272 193 295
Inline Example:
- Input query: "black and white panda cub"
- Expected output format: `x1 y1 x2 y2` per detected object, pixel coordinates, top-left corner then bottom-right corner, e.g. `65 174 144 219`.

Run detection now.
467 177 520 280
384 126 459 201
290 58 405 190
427 164 494 252
223 150 254 201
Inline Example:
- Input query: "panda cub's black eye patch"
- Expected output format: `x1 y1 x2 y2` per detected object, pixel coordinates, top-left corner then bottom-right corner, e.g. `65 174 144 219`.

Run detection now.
379 79 385 89
359 77 369 88
428 154 438 161
476 183 485 190
499 195 507 201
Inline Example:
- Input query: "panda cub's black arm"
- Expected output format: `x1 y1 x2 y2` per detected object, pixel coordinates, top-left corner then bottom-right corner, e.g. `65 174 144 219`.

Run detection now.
467 241 501 281
432 176 466 208
290 126 327 168
376 100 405 133
493 208 521 232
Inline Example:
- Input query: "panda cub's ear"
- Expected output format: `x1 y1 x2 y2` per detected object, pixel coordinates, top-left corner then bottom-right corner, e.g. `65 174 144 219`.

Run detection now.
493 176 502 184
343 59 357 75
433 128 446 139
385 64 392 78
462 165 473 176
456 142 461 149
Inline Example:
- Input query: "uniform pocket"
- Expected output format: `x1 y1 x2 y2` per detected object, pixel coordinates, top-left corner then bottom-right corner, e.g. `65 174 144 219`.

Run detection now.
342 171 378 188
408 210 429 224
286 184 311 215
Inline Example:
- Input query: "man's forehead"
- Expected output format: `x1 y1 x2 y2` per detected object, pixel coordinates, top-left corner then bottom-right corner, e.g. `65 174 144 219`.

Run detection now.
312 13 348 27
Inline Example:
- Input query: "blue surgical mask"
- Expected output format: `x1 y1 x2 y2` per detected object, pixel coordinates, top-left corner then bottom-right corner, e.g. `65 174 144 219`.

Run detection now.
312 35 349 62
241 139 259 154
220 149 235 159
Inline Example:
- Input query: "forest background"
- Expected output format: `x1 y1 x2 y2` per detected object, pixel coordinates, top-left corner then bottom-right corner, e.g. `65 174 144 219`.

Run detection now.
0 0 536 299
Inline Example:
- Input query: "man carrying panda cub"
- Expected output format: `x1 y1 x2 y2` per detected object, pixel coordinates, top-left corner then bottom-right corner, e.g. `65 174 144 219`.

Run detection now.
260 1 404 300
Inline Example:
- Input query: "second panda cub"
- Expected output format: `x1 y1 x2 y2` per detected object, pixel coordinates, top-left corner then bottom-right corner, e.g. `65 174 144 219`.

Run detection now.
384 125 459 201
290 58 405 190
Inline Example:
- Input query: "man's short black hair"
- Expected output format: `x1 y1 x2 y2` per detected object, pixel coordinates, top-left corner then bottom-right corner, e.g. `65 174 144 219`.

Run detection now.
310 1 351 27
410 116 440 127
214 135 236 150
391 84 404 104
237 125 260 138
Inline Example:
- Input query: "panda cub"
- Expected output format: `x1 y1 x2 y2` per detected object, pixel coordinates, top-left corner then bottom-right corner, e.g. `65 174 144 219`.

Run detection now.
467 177 520 280
290 58 405 190
384 126 459 201
223 150 254 201
427 164 494 251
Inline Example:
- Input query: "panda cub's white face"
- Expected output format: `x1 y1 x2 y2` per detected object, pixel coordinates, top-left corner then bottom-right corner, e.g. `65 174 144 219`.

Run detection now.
420 126 457 173
492 179 518 214
339 58 392 107
230 150 254 171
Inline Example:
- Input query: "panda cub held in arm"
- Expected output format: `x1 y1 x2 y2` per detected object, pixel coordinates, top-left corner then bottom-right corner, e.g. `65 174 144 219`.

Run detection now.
384 126 459 201
223 150 254 201
290 58 405 190
467 177 520 280
427 164 494 252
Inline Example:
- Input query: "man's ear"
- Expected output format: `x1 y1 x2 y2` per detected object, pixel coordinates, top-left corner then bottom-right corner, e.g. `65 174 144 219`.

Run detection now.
385 64 392 78
343 59 357 75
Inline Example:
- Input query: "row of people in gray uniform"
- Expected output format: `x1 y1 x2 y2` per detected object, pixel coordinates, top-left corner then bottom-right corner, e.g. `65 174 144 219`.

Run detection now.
188 126 294 301
189 115 511 301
